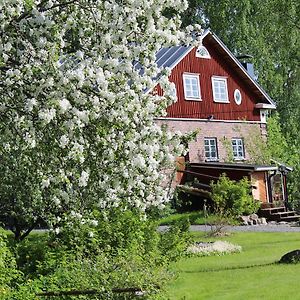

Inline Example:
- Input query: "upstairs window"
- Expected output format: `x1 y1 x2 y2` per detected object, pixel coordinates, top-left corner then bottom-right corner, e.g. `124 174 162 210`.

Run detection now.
204 138 218 161
212 77 229 103
183 73 201 100
232 138 245 160
196 46 211 59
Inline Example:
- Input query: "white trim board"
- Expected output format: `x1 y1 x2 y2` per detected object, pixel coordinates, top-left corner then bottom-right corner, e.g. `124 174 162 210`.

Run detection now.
155 117 264 124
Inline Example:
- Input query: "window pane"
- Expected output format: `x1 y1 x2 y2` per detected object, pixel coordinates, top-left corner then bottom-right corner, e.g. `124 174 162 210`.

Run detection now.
204 138 218 160
213 78 228 102
184 75 200 99
232 138 244 159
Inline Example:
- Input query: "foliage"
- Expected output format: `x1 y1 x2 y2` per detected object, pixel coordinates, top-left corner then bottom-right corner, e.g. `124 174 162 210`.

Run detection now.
0 0 195 240
158 211 237 226
49 208 161 258
242 114 290 165
0 209 193 299
14 232 50 278
210 174 259 217
159 218 192 262
0 229 20 298
34 250 170 300
221 137 235 163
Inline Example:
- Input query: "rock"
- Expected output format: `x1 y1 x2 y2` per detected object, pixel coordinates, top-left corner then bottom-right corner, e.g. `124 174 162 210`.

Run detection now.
279 250 300 264
260 217 267 225
249 213 259 220
278 221 288 225
240 216 250 226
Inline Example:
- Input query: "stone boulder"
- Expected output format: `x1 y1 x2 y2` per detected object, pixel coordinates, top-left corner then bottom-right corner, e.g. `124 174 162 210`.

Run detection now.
279 250 300 264
257 217 267 225
240 215 251 225
249 214 259 225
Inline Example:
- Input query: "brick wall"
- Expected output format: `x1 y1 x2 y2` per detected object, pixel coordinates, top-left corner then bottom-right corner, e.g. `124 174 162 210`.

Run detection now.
156 118 266 163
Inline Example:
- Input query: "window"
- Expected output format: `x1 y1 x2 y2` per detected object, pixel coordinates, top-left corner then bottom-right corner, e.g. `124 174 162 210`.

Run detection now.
183 74 201 100
232 138 245 160
196 46 211 59
212 77 229 103
204 138 218 161
234 89 242 105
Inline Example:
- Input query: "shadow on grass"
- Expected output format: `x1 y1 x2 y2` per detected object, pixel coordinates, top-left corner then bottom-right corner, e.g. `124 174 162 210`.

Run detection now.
182 262 276 273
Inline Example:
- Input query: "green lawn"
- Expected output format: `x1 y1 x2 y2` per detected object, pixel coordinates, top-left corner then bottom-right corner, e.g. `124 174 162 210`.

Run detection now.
166 232 300 300
158 211 236 226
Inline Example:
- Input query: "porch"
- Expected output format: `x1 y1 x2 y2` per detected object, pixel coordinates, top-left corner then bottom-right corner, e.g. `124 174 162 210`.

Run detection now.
175 160 298 222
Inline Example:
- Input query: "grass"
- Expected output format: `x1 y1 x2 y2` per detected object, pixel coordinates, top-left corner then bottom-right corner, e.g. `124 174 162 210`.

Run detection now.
158 211 238 226
166 231 300 300
158 211 220 226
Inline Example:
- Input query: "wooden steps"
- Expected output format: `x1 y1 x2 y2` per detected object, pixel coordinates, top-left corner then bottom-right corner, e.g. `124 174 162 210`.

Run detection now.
258 206 300 222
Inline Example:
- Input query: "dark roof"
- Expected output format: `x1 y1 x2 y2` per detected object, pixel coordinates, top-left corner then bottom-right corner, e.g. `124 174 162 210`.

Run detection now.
190 162 278 172
155 46 192 69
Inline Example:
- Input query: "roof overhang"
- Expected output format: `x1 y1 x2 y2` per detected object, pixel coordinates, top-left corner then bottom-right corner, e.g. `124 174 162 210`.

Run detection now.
190 162 278 172
255 103 276 109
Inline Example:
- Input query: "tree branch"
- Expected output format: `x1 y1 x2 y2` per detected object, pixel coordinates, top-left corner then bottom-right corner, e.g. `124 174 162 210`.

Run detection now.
36 287 145 297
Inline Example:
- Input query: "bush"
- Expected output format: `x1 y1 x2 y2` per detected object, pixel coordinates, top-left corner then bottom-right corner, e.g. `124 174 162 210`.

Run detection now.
210 174 260 217
1 209 192 299
0 229 21 299
159 218 191 262
14 233 50 278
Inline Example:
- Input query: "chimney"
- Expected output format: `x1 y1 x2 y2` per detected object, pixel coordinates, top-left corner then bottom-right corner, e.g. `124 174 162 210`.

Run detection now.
236 54 256 79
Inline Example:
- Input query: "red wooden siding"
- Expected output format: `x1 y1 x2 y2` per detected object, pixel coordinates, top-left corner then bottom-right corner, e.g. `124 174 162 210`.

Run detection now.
158 39 261 121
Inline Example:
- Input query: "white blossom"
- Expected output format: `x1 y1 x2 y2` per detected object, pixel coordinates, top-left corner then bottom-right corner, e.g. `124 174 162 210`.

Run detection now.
79 170 89 187
59 98 71 113
90 220 98 227
187 241 242 256
41 178 51 189
59 135 69 148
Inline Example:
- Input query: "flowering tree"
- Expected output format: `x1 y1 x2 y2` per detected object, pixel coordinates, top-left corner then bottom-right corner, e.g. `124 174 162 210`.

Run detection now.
0 0 198 240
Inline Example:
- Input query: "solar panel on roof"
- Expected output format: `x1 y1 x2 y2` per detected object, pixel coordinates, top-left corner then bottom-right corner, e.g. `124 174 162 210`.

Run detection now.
155 48 170 62
159 46 192 69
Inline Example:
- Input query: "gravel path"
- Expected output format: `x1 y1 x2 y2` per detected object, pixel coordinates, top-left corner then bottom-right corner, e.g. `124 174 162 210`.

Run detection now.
160 224 300 232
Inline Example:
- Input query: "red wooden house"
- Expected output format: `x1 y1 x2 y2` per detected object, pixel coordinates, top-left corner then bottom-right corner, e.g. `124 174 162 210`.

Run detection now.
154 30 291 208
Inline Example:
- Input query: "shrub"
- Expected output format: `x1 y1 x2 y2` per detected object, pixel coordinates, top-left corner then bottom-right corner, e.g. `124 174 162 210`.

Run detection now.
0 229 21 299
14 233 50 278
1 209 192 299
159 217 191 262
210 174 260 217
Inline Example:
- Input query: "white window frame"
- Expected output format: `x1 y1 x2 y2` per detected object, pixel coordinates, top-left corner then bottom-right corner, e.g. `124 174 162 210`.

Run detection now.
196 46 211 59
232 138 245 160
204 138 218 161
183 73 202 101
234 89 242 105
212 76 229 103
